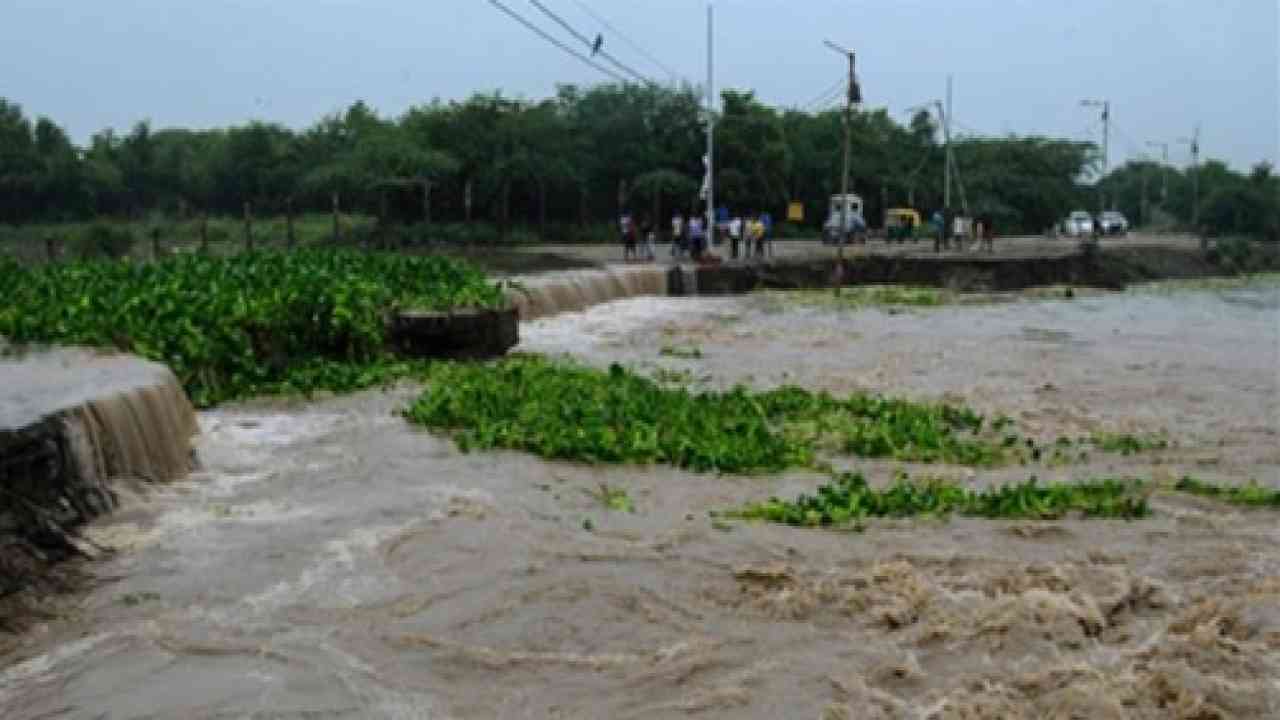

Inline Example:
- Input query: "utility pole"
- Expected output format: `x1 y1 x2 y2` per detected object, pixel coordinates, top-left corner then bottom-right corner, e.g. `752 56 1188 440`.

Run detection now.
1146 140 1169 204
825 40 860 250
905 96 949 250
1081 99 1110 211
705 2 715 250
1179 126 1202 250
944 76 953 234
1139 153 1150 226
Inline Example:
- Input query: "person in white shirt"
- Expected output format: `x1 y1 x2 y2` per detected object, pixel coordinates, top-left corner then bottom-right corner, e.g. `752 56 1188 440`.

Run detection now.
671 213 685 257
728 215 742 259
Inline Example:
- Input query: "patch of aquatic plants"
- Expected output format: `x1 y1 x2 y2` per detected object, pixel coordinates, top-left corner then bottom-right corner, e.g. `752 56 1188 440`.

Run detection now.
0 250 502 406
764 286 946 310
1174 476 1280 508
659 344 704 360
405 357 1007 473
723 473 1151 527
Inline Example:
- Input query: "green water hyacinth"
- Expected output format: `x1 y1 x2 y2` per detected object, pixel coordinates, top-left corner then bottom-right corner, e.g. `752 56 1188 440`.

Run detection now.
725 473 1151 527
406 357 1006 473
0 250 502 407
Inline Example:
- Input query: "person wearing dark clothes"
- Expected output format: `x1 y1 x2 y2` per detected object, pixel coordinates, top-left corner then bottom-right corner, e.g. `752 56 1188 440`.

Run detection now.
620 212 637 261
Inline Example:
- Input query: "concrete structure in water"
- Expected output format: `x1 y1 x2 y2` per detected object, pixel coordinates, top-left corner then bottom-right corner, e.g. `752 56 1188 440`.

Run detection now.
0 349 198 596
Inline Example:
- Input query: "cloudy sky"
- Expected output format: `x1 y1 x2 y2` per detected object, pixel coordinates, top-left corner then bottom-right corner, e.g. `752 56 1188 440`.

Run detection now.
3 0 1275 170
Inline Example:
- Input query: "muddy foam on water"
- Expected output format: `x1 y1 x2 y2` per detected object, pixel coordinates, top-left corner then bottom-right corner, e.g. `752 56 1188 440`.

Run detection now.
3 283 1278 719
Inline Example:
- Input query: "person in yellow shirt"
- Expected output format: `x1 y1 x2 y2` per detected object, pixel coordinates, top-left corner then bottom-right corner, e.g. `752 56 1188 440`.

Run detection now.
748 215 766 258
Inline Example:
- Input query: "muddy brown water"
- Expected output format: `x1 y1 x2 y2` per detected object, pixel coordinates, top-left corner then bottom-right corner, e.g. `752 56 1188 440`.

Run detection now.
2 280 1278 719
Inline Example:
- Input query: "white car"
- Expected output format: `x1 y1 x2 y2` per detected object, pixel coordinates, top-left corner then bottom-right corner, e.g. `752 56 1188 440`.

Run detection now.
1097 211 1129 236
1060 211 1094 237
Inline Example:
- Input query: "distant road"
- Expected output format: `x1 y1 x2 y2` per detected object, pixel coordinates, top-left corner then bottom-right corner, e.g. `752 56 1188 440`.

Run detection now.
492 233 1205 270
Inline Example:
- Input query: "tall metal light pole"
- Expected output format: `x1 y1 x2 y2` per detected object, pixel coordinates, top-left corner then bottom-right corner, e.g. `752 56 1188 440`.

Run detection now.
1081 99 1110 211
824 40 860 248
1146 140 1169 204
1178 126 1202 250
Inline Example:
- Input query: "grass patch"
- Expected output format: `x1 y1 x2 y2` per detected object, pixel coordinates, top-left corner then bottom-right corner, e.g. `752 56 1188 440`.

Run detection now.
405 357 1006 474
0 250 501 407
1173 476 1280 508
722 473 1151 528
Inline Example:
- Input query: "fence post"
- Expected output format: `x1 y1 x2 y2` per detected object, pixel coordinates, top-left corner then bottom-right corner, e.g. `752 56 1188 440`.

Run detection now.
286 197 296 249
243 202 253 252
200 214 209 253
151 227 162 259
45 235 58 264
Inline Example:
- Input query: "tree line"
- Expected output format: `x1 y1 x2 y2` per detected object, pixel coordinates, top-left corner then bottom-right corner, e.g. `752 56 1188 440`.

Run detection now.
1 85 1274 239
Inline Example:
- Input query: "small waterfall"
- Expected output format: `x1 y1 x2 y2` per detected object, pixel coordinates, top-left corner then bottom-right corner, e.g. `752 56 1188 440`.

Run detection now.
64 375 198 487
506 265 672 321
1 350 198 597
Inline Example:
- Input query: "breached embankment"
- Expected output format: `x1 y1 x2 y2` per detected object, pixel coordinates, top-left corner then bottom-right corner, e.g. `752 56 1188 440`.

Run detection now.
0 349 197 610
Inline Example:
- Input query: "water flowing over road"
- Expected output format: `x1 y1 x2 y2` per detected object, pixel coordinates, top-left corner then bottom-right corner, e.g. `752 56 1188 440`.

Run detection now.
3 279 1278 719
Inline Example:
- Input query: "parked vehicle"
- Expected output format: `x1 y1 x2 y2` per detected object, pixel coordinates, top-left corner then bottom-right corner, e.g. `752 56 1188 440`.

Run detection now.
885 208 922 242
822 194 868 244
1059 211 1094 237
1097 210 1129 236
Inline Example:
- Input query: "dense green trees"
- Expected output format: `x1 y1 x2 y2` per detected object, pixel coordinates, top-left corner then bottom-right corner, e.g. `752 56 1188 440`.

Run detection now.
1099 158 1278 239
1 86 1273 237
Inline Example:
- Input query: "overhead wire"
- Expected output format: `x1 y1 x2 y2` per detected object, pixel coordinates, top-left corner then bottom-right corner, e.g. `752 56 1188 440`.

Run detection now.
527 0 655 84
486 0 628 83
799 76 847 112
567 0 684 82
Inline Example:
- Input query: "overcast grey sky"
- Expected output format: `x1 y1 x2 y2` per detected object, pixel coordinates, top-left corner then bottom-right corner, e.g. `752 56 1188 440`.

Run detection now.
2 0 1275 170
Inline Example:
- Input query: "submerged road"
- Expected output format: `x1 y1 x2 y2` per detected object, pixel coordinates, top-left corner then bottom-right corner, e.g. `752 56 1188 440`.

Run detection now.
2 275 1277 718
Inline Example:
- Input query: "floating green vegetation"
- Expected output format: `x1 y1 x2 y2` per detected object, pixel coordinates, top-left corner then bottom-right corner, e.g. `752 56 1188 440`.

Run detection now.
659 344 704 360
116 591 162 607
722 473 1151 528
588 483 635 513
1089 432 1169 455
0 251 502 407
405 357 1006 474
650 367 696 385
1173 476 1280 508
763 286 946 310
1130 273 1280 294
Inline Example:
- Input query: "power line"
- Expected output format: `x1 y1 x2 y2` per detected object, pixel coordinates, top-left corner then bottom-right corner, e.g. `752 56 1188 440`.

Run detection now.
527 0 654 84
487 0 627 83
568 0 683 82
800 76 847 112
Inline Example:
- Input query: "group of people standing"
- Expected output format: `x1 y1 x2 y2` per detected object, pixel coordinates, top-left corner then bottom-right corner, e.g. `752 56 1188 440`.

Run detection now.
622 208 773 263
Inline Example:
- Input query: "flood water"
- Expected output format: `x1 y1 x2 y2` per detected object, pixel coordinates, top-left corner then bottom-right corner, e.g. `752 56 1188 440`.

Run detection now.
3 279 1278 719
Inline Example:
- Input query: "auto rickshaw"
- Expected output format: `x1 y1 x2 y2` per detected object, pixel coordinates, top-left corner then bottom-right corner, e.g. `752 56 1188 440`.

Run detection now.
885 208 922 242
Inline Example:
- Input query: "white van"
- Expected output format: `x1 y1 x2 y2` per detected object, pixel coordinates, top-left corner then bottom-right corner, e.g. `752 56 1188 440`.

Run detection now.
822 194 867 244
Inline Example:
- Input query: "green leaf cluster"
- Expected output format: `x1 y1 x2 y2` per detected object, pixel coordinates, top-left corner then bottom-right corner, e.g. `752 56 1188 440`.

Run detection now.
0 250 500 406
727 473 1151 527
405 357 1004 473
